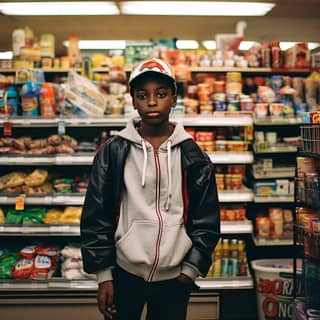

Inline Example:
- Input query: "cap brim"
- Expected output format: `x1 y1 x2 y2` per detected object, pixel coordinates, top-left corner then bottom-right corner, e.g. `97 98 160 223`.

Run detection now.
129 70 175 86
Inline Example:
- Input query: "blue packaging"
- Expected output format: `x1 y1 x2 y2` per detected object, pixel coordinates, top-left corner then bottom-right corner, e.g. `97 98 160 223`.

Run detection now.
20 82 40 116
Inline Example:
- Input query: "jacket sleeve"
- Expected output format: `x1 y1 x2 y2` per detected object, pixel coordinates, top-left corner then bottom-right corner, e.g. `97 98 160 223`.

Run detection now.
184 159 220 277
80 142 117 274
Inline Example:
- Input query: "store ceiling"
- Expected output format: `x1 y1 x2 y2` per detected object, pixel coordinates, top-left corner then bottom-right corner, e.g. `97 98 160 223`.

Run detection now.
1 0 320 55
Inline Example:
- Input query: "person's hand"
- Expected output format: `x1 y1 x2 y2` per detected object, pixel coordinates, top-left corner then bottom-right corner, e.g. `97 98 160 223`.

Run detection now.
176 273 193 286
98 280 117 319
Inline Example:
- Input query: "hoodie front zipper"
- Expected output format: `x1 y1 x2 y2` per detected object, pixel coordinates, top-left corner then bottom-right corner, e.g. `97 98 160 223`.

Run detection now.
147 149 163 282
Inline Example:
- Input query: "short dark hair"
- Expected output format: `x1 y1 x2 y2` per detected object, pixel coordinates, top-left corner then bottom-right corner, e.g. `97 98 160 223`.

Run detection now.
129 72 177 98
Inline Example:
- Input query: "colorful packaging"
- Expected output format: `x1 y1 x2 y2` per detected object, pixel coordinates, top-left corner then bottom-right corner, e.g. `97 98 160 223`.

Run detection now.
39 82 56 117
21 82 40 116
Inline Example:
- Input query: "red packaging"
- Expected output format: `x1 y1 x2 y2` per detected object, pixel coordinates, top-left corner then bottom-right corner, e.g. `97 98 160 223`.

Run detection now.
31 255 52 280
19 245 39 260
12 259 34 279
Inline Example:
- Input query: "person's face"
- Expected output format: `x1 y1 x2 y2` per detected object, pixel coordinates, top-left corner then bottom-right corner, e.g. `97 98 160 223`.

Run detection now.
133 78 177 126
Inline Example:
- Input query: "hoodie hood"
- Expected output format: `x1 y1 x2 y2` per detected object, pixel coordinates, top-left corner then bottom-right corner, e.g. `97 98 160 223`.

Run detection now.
118 117 192 211
118 117 192 149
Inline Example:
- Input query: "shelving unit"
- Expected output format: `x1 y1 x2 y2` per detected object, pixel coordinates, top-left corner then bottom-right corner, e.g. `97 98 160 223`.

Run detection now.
292 124 320 319
0 111 255 301
2 64 317 320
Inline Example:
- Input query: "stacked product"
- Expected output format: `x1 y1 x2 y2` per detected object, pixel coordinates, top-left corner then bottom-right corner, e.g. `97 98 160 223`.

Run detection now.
60 245 95 280
255 208 294 240
207 238 248 278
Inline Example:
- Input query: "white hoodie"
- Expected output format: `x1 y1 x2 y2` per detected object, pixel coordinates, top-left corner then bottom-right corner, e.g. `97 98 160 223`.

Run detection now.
96 118 199 283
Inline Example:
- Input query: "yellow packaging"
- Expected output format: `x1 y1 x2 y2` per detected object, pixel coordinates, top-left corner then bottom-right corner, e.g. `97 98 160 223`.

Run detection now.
40 34 55 58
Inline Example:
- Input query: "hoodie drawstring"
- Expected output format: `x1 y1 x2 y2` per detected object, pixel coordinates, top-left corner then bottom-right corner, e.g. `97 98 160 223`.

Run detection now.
165 140 172 211
141 139 148 187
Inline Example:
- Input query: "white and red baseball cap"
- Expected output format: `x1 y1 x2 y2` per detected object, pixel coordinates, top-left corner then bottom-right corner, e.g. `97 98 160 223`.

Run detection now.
129 57 176 86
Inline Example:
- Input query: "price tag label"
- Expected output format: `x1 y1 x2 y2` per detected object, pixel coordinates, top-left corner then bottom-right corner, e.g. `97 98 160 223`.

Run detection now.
3 121 12 137
15 195 25 211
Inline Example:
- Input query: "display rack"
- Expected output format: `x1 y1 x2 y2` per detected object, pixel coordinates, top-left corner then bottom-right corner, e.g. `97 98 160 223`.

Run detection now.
292 124 320 319
0 112 255 296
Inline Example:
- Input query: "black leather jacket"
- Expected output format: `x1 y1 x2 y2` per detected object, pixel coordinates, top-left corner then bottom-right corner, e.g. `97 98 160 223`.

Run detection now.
80 136 220 277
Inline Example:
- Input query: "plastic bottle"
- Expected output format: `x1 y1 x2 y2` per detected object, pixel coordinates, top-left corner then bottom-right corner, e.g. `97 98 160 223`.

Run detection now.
221 239 230 276
271 41 281 68
5 85 20 116
21 82 40 116
12 28 25 57
39 82 56 117
229 239 239 276
212 239 222 277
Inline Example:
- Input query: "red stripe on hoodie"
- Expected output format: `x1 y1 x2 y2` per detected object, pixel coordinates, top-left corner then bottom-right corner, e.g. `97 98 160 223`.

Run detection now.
182 169 189 225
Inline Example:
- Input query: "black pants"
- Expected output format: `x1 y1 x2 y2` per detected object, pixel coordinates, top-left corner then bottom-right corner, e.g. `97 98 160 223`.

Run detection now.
107 266 193 320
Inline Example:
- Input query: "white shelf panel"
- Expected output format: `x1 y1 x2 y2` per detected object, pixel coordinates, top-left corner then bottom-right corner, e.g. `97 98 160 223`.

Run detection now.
252 166 295 179
55 154 94 165
51 195 85 205
177 114 253 127
0 156 55 165
0 224 80 235
1 153 252 166
218 188 253 203
0 194 85 205
0 114 253 127
196 276 253 290
254 117 302 125
254 145 297 154
254 195 294 203
253 236 293 246
0 279 98 291
0 277 253 291
190 67 272 73
221 220 253 234
209 152 253 164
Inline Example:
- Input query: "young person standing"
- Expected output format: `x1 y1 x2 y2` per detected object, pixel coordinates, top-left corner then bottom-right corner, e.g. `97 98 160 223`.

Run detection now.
80 57 220 320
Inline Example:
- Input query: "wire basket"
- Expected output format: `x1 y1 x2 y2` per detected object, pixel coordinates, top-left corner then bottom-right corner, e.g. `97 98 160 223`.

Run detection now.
300 125 320 154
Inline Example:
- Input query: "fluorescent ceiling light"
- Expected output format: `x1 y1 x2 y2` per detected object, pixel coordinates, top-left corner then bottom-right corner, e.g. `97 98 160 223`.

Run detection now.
0 2 119 16
202 41 216 50
120 1 275 16
280 42 320 51
0 51 13 60
176 40 199 50
63 40 126 50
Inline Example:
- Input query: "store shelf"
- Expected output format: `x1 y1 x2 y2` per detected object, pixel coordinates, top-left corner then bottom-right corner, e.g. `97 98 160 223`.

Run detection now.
221 220 253 234
0 68 81 74
2 67 318 75
254 195 294 203
254 144 298 154
0 114 253 127
0 224 80 235
0 152 252 166
179 114 253 127
0 279 97 291
196 276 253 290
0 116 129 127
218 188 254 203
0 275 253 291
251 166 295 179
0 194 85 205
252 236 293 246
254 117 302 126
0 154 94 166
0 191 253 205
0 221 253 236
209 152 253 164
